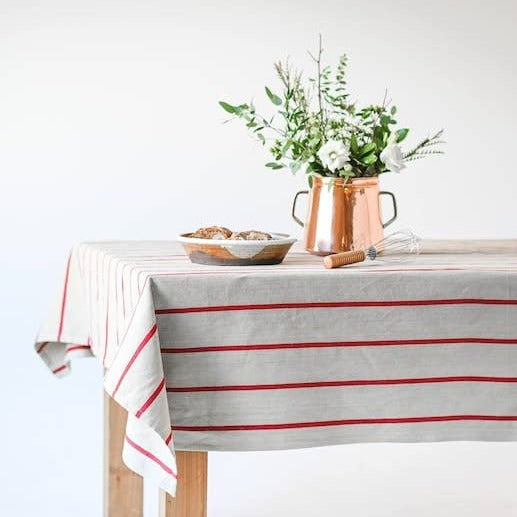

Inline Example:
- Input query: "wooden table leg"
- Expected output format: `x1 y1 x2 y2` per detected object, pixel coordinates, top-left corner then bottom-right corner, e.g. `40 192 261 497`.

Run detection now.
159 451 208 517
104 393 144 517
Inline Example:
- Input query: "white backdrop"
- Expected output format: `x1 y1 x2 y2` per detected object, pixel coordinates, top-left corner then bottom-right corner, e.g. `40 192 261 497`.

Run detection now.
1 0 517 515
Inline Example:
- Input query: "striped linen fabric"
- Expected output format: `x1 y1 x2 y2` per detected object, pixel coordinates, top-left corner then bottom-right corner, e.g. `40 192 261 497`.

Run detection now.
35 240 517 496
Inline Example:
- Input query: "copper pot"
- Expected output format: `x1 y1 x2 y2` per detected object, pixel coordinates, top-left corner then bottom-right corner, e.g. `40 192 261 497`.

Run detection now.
292 176 397 256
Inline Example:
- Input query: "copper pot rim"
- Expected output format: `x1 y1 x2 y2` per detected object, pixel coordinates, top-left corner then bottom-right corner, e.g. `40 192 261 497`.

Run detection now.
311 174 380 187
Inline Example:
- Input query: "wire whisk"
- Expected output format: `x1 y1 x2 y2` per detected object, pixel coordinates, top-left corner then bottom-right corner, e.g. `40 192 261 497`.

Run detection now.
323 229 421 269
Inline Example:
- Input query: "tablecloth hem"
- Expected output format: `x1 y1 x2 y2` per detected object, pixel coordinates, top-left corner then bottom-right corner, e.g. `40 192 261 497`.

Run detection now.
35 338 94 376
35 335 178 496
121 410 178 496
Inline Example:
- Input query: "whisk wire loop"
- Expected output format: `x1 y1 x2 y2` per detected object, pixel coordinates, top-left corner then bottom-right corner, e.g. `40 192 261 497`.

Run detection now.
369 229 421 263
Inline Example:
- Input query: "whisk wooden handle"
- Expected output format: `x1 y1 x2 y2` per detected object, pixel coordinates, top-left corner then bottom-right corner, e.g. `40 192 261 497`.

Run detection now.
323 250 366 269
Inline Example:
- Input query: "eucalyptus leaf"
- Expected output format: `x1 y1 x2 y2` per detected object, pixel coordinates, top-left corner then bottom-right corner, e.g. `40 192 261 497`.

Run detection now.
265 86 282 106
396 128 410 143
281 140 292 155
339 170 354 180
380 115 393 127
265 162 284 170
290 161 301 173
219 101 237 114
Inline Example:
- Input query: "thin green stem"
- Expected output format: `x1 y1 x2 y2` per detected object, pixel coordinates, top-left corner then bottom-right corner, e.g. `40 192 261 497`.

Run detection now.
308 34 324 134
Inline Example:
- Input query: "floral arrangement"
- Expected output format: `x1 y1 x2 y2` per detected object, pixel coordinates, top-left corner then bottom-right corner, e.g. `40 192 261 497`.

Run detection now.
220 38 444 185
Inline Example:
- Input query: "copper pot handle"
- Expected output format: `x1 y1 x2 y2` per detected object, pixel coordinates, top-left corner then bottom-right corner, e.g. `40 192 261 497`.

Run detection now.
379 191 397 228
292 190 309 227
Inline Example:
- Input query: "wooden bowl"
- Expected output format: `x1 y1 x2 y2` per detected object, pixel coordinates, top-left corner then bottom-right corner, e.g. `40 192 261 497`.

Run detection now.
178 233 297 266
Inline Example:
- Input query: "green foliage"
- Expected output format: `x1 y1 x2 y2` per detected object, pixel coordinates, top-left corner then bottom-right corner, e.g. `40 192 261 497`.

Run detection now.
219 101 237 114
219 37 444 180
396 128 409 142
403 129 445 161
265 87 282 106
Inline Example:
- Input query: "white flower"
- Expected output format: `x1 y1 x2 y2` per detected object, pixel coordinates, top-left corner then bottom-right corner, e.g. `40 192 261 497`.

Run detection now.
317 140 350 172
380 143 406 173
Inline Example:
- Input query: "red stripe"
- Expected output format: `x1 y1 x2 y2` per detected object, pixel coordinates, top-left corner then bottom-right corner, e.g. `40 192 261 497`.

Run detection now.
361 267 464 273
166 376 517 393
37 342 48 353
161 337 517 354
165 431 173 445
66 345 91 353
52 364 67 375
155 298 517 315
171 414 517 432
111 324 157 397
136 378 166 418
149 266 517 280
57 253 72 341
125 436 177 478
102 282 110 367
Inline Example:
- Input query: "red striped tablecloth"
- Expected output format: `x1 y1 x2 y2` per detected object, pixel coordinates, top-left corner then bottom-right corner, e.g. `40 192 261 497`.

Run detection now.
35 240 517 496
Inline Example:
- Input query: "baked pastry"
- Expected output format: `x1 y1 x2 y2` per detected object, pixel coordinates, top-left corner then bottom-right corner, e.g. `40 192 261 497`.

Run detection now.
191 226 233 240
230 231 272 241
189 227 274 241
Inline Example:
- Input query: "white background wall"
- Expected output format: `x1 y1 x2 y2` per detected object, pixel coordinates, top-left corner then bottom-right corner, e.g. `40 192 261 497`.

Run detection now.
1 0 517 515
